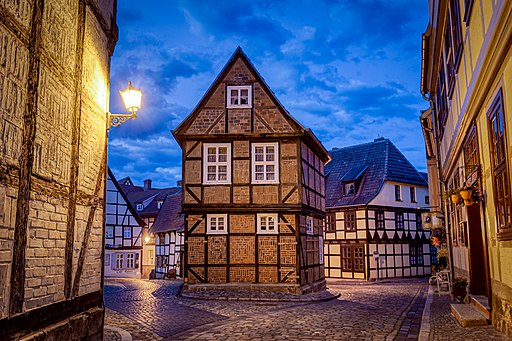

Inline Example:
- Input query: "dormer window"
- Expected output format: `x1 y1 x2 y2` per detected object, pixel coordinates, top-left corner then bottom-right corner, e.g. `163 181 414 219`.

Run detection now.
344 183 355 196
136 203 144 211
157 200 163 209
227 85 252 108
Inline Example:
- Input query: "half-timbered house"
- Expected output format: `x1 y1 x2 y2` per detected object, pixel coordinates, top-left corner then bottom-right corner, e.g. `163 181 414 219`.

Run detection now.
105 169 146 278
172 47 331 293
150 190 185 278
119 179 181 277
324 138 432 280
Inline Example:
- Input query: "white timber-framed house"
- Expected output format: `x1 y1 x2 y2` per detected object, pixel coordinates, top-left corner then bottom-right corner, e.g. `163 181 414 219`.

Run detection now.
150 190 185 278
324 138 433 280
105 169 146 278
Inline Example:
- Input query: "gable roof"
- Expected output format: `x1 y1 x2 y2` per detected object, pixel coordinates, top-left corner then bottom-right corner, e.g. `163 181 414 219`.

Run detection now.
118 182 181 219
325 138 428 208
107 168 146 227
149 190 184 234
172 47 330 163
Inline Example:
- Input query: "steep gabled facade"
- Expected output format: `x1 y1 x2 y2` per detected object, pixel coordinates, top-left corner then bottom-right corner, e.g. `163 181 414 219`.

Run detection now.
149 190 184 278
105 169 146 278
173 47 330 293
119 179 181 278
421 0 512 335
324 138 432 280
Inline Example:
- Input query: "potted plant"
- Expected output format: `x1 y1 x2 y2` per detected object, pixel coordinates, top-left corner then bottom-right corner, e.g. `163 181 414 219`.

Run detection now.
459 186 473 200
452 277 468 303
444 188 462 204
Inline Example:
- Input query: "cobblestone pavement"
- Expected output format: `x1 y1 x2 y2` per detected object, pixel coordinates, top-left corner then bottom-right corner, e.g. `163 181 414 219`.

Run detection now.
429 291 509 341
103 277 510 340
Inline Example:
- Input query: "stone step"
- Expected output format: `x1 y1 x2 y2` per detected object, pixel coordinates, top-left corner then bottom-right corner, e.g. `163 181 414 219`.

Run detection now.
470 295 491 320
450 303 489 327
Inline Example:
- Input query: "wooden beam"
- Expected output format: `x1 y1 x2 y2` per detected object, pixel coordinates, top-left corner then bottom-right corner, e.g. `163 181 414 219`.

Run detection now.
9 0 44 315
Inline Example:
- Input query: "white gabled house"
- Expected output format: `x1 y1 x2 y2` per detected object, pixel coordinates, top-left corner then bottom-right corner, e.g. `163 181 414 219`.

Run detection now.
324 138 433 280
105 169 146 278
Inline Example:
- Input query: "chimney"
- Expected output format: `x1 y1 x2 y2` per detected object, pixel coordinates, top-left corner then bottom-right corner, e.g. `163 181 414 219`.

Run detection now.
144 179 152 191
177 180 182 187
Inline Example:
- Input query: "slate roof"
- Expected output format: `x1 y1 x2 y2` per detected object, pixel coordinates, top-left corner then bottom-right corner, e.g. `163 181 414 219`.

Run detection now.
326 138 428 208
149 190 184 234
107 168 146 228
419 172 429 183
118 183 181 219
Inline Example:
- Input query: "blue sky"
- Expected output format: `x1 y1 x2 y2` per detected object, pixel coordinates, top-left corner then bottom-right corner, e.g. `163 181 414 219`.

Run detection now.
108 0 429 188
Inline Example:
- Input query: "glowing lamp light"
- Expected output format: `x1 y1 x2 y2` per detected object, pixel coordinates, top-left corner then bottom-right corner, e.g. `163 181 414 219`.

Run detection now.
120 81 142 114
109 81 143 128
144 236 151 244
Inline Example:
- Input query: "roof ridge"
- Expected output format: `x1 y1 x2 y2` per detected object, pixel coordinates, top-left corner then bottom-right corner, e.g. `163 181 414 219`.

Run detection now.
383 139 390 179
329 138 389 152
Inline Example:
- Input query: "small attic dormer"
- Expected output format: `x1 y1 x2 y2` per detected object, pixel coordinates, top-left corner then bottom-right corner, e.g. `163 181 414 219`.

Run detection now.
340 165 368 197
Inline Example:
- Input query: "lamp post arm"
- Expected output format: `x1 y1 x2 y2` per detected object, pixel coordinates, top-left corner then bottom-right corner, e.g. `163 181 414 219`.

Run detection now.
108 111 137 128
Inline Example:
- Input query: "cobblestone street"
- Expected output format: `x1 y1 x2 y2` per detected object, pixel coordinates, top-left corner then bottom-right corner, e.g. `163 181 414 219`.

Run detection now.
104 278 510 340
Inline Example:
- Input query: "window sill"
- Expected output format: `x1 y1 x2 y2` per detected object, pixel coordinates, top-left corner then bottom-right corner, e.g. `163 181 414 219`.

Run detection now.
252 180 280 185
206 231 228 235
203 182 231 185
227 104 252 109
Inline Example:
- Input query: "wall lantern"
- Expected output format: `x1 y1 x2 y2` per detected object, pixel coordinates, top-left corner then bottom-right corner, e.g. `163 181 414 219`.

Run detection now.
144 235 151 244
109 81 142 127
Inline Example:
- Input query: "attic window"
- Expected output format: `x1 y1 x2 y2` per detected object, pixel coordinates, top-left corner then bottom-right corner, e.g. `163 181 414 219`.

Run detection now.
136 203 144 211
157 201 163 209
227 85 252 108
344 183 355 196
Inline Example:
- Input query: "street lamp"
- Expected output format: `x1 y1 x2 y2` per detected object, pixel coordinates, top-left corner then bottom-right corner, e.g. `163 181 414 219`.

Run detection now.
109 81 142 128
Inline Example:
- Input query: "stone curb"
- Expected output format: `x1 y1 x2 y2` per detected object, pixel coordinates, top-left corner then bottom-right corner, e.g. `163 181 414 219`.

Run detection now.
104 325 132 341
418 285 434 341
178 291 341 302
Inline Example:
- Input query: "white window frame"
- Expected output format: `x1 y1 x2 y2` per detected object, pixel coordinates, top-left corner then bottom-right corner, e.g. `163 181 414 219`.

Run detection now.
207 214 228 235
115 253 123 269
203 143 231 184
136 203 143 211
226 85 252 108
105 254 111 267
157 200 163 209
410 186 417 203
257 214 279 234
306 216 313 235
252 142 279 184
123 227 131 239
126 253 135 268
106 226 114 238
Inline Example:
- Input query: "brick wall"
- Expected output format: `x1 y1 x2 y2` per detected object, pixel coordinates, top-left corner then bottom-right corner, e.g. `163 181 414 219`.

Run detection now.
0 0 116 338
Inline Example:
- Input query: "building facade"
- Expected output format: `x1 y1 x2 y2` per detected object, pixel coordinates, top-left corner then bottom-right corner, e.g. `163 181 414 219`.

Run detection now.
421 0 512 336
105 169 145 278
118 178 181 278
173 47 330 293
324 139 432 280
150 190 185 278
0 0 117 339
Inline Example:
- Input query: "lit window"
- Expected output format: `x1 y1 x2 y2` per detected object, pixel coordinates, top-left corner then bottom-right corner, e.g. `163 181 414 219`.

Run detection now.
395 185 402 201
203 143 231 184
227 85 252 108
123 227 131 239
306 216 313 235
106 226 114 238
136 203 143 211
252 143 279 183
207 214 228 234
257 214 278 234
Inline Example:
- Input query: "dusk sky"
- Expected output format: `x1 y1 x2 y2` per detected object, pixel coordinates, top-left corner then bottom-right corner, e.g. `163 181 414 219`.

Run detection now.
108 0 430 188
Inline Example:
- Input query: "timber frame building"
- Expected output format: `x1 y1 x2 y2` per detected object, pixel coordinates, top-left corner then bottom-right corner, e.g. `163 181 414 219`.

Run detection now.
173 47 331 293
324 138 432 280
421 0 512 336
105 169 146 278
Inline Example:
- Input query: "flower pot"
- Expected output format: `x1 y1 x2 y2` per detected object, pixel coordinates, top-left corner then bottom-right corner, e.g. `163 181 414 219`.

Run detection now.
460 188 473 200
451 193 462 204
452 285 467 303
464 198 474 206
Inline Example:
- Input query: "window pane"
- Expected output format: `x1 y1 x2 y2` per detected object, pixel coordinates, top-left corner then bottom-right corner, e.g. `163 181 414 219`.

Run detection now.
211 218 216 230
240 89 248 104
255 147 264 161
256 165 264 172
268 216 275 230
266 146 275 161
218 217 224 230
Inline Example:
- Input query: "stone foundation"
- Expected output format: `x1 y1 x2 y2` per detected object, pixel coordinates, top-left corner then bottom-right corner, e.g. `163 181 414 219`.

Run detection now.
185 278 326 295
492 280 512 338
